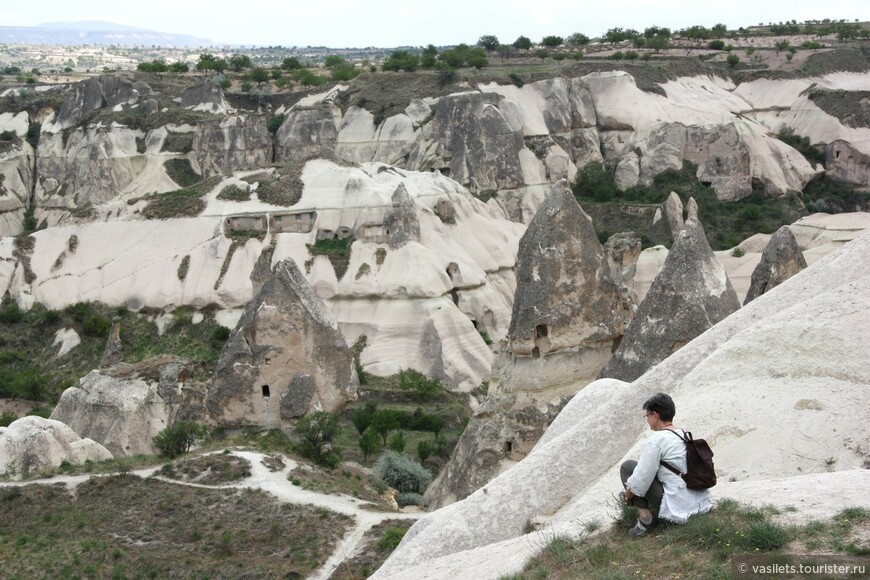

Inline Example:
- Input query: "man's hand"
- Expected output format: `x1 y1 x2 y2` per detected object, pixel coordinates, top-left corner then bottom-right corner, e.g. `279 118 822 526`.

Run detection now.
623 489 634 503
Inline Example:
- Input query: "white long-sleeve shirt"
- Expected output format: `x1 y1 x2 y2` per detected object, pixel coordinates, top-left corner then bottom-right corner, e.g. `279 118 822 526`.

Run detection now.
626 428 714 523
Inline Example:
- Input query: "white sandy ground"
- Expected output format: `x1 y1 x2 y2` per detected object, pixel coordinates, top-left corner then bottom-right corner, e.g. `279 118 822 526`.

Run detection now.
0 450 419 579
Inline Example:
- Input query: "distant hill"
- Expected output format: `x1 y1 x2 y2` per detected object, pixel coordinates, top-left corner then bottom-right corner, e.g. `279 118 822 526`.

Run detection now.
0 21 214 47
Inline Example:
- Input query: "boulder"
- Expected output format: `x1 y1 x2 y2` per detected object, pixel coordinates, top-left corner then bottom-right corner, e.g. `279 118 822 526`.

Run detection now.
206 258 358 428
600 217 741 382
0 416 112 479
57 76 146 129
744 225 807 305
50 356 195 456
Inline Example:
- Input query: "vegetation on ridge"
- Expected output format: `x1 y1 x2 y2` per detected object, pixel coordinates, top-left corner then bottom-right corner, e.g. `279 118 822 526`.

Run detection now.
505 501 870 579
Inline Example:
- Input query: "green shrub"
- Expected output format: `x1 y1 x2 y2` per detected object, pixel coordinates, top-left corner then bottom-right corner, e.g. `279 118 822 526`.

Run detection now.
387 431 406 453
266 114 285 135
396 492 422 507
708 40 726 50
351 401 377 435
210 326 230 349
374 451 432 494
0 410 17 427
397 368 442 402
153 421 207 458
82 313 111 337
0 302 24 323
417 440 433 462
358 428 380 463
377 527 406 551
573 161 618 202
216 184 251 202
163 158 201 188
294 411 342 468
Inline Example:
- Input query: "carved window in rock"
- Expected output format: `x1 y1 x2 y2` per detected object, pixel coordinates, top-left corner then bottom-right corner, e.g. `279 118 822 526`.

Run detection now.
532 346 541 359
261 385 271 398
535 324 548 338
504 441 513 454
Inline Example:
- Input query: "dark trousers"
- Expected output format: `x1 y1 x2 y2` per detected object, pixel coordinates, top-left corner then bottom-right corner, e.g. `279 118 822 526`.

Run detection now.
620 459 663 514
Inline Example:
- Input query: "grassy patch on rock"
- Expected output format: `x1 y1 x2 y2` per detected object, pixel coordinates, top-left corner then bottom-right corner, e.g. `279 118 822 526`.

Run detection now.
307 237 353 280
0 475 352 578
507 501 870 579
330 519 415 580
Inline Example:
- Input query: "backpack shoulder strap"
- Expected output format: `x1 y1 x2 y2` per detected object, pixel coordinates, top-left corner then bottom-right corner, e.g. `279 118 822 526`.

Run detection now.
660 429 687 475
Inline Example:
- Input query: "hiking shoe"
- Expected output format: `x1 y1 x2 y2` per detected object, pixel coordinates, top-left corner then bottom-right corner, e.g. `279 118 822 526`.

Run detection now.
628 518 651 536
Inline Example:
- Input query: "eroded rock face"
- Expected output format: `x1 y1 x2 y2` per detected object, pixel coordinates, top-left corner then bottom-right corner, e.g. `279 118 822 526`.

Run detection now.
744 225 807 305
408 92 525 191
0 135 35 237
385 183 420 249
649 192 685 247
275 106 339 162
57 76 147 129
180 79 227 112
50 356 196 456
193 115 273 177
425 184 636 508
0 416 112 479
206 259 358 428
423 397 568 508
600 218 741 382
827 139 870 188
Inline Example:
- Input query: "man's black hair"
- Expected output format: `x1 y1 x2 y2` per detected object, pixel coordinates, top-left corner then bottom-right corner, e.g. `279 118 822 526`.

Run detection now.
643 392 675 422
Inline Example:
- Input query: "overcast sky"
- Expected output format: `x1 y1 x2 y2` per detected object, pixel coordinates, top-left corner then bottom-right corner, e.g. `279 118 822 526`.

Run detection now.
2 0 867 47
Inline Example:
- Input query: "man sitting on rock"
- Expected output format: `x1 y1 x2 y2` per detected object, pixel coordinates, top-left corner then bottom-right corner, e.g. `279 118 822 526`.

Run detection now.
619 392 713 536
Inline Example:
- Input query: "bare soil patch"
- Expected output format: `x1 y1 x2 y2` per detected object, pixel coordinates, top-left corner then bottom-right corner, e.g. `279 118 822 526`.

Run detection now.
158 452 252 485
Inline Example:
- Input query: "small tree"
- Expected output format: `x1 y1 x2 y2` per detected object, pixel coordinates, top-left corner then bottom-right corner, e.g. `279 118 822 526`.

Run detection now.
371 409 404 446
294 411 342 468
477 35 500 51
541 35 564 48
359 428 380 463
727 54 741 68
387 431 406 453
228 54 252 72
417 440 433 462
352 401 378 435
566 33 590 47
534 48 550 61
153 421 207 458
512 35 532 50
281 57 302 70
249 67 270 85
420 45 439 69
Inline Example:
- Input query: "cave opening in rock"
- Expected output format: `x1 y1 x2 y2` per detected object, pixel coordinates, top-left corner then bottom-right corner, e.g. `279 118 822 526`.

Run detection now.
261 384 270 398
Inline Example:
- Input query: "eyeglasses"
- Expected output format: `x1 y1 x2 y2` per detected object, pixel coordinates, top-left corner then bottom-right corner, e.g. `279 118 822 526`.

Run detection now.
644 412 656 418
